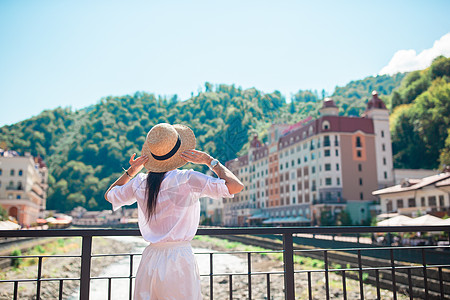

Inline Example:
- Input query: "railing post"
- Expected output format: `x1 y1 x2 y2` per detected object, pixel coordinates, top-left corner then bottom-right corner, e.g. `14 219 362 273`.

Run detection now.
283 233 295 300
80 235 92 300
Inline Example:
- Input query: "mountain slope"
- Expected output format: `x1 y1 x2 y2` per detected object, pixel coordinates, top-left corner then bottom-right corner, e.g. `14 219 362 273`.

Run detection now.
1 76 407 212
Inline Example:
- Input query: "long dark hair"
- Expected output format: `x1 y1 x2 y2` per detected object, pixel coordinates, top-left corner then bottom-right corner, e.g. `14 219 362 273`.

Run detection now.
145 171 166 221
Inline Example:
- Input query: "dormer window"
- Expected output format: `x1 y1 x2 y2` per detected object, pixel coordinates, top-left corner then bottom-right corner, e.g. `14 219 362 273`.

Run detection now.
322 120 330 130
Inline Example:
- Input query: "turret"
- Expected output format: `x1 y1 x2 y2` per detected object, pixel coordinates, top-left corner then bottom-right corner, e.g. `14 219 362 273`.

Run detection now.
319 98 339 116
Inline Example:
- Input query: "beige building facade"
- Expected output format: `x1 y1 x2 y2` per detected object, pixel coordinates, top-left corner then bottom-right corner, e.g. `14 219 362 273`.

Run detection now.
223 92 394 226
0 150 48 227
373 172 450 217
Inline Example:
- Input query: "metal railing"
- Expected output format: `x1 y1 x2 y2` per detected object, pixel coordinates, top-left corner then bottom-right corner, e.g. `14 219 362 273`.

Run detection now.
1 225 449 300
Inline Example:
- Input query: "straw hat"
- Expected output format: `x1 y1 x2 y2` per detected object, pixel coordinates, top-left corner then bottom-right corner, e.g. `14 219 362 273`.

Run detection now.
142 123 196 172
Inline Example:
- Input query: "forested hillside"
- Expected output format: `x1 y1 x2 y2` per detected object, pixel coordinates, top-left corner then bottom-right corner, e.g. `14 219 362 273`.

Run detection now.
332 73 405 116
0 72 431 212
390 56 450 169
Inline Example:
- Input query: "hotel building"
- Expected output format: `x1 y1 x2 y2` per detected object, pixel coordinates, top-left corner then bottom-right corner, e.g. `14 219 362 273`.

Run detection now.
0 150 48 227
223 92 394 226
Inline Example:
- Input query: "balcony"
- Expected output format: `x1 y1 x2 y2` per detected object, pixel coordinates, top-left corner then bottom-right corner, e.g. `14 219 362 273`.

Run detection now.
6 186 23 191
313 197 347 205
1 226 450 300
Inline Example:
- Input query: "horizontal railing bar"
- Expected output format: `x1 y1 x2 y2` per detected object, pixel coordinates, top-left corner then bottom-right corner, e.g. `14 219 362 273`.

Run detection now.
91 250 284 258
293 245 450 253
1 225 449 238
91 253 142 257
90 271 286 280
0 254 81 259
0 278 80 283
5 263 449 284
293 264 450 274
200 271 286 277
195 250 284 255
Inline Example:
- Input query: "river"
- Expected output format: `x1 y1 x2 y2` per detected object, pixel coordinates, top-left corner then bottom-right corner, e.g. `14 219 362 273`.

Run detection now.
68 236 246 300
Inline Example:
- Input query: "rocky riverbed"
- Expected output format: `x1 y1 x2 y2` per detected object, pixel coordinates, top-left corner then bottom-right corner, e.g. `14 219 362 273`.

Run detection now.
1 236 413 299
0 237 135 300
191 237 412 300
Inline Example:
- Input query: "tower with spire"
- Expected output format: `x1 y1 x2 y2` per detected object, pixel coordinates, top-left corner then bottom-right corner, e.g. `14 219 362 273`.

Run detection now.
363 91 394 188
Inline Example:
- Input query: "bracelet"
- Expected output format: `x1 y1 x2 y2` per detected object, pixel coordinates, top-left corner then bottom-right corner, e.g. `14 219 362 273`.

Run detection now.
122 167 133 179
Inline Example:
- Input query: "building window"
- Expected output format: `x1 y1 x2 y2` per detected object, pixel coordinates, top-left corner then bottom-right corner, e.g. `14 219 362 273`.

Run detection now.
0 169 2 176
384 171 388 179
297 169 302 177
291 160 295 167
360 193 364 200
336 163 339 171
280 175 284 182
325 178 332 186
280 186 284 193
381 130 385 138
428 196 437 207
337 177 340 185
312 166 316 174
17 194 21 199
297 158 301 165
292 197 296 204
324 135 330 147
382 144 386 151
325 163 331 171
357 150 362 157
10 169 15 176
285 173 289 180
397 199 404 209
292 184 295 191
324 150 330 157
383 157 386 165
359 178 363 186
8 194 13 199
335 149 339 156
356 136 362 147
439 195 444 207
280 164 283 170
285 162 289 168
297 182 302 190
408 198 415 207
18 170 23 176
420 197 425 207
387 200 393 212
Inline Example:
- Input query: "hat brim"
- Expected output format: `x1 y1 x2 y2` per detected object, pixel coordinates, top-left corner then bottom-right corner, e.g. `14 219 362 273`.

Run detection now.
142 124 196 173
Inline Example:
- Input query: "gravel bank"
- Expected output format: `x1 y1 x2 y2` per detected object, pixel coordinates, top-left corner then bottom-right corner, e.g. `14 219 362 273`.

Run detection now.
0 237 134 300
191 237 412 300
1 236 413 299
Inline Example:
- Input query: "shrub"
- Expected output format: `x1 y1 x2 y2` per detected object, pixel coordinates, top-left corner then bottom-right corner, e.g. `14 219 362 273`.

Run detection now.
10 249 22 268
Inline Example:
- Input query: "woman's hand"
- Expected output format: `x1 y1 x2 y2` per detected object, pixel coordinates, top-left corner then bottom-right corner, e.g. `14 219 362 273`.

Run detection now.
180 149 212 166
128 153 148 176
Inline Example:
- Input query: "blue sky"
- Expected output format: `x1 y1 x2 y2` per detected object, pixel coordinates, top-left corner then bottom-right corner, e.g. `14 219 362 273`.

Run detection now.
1 0 450 126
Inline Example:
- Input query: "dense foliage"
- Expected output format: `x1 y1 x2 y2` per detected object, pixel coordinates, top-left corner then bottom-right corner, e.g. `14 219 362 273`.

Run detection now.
332 73 405 116
390 56 450 169
0 74 418 212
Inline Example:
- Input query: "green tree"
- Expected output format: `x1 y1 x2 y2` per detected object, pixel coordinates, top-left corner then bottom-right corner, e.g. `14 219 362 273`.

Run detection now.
0 205 8 221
